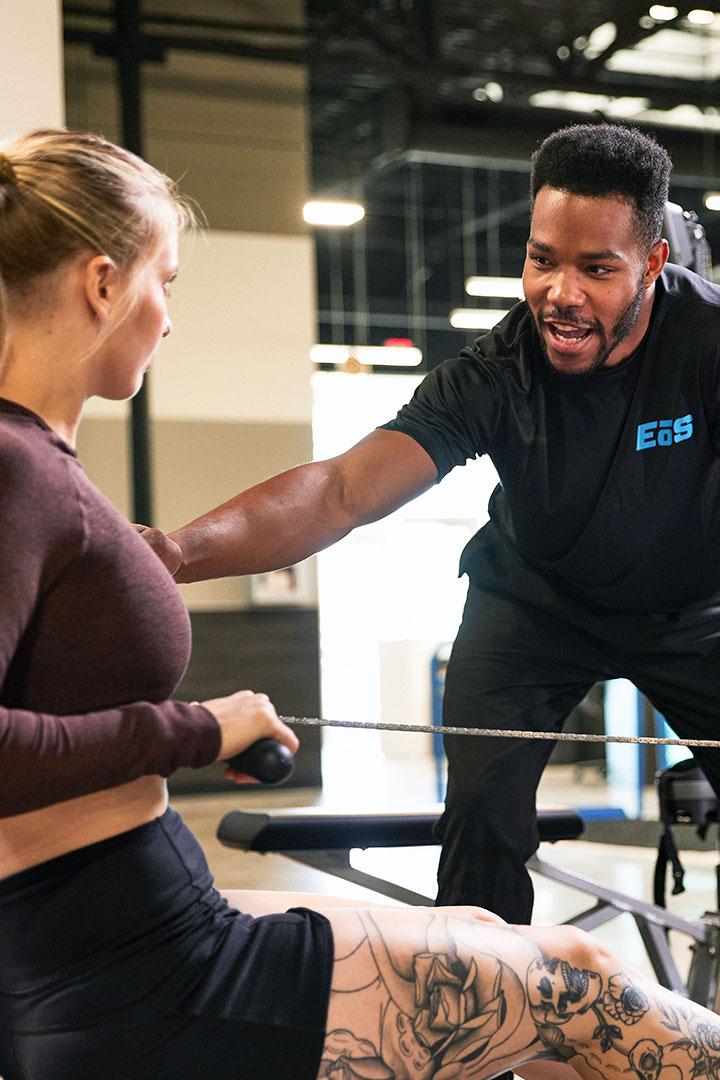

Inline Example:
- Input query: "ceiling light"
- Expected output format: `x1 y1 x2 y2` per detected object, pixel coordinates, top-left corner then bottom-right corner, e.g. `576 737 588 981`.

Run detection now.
642 103 720 130
606 28 720 80
687 8 716 23
704 192 720 210
303 200 365 226
449 308 511 330
310 343 422 367
529 90 649 117
465 276 524 298
472 81 503 103
648 4 679 19
583 21 617 58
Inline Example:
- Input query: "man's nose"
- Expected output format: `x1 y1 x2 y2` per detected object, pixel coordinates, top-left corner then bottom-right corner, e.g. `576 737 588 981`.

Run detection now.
546 269 585 309
162 317 172 338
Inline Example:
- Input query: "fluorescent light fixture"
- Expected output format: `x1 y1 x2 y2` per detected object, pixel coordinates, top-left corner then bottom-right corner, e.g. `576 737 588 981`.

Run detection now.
687 7 715 23
303 200 365 226
583 21 617 59
643 103 720 130
310 343 422 367
449 308 511 330
529 90 650 116
465 276 524 299
704 192 720 210
649 4 679 19
606 27 720 80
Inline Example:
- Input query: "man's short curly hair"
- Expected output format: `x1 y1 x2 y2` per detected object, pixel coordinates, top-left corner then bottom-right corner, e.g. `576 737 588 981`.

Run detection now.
530 123 672 250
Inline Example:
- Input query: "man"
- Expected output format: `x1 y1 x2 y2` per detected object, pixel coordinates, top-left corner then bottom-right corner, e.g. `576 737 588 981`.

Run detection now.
144 122 720 927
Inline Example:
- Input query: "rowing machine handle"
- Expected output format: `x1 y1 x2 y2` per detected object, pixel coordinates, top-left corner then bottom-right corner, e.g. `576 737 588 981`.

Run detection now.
225 738 295 785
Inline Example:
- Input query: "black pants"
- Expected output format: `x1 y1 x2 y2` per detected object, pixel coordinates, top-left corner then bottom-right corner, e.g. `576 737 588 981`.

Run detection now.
0 808 333 1080
435 534 720 924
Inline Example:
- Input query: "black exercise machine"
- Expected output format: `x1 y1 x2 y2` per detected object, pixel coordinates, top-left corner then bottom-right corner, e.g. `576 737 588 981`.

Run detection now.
218 807 581 905
217 802 720 1008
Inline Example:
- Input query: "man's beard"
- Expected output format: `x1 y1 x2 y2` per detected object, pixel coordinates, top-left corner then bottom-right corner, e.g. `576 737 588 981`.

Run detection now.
536 275 645 377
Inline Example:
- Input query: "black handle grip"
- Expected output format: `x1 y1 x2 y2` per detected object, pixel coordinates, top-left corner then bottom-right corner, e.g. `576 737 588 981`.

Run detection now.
225 738 295 785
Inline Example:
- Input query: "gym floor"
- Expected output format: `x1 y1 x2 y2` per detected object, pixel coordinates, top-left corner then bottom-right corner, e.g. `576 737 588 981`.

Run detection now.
173 758 720 990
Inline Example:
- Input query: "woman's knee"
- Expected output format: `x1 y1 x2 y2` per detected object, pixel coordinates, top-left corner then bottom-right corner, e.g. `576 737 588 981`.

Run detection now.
435 904 508 925
521 923 612 976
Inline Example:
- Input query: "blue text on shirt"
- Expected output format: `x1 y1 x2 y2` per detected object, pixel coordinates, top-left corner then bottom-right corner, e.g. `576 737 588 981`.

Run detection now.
636 414 693 451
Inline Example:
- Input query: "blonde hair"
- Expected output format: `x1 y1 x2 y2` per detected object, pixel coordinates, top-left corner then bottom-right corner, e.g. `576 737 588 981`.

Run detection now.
0 128 195 353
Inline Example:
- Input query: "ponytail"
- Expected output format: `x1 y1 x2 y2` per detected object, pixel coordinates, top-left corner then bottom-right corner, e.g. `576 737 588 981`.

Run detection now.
0 129 194 301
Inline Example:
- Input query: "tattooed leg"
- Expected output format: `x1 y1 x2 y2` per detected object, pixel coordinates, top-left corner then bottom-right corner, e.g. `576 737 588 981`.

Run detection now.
318 909 720 1079
517 922 720 1080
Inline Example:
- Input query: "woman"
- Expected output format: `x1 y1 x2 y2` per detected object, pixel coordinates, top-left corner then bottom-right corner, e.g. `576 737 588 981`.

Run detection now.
0 128 716 1080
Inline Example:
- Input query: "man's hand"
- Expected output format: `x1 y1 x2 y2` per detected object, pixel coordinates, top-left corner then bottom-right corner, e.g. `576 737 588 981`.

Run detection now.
134 525 183 576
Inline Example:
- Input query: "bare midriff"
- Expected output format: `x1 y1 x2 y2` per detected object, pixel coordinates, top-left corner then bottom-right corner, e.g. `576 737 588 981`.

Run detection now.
0 775 167 878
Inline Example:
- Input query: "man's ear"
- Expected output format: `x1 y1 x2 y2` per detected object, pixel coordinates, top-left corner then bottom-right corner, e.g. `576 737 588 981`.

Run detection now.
83 254 119 322
644 238 669 287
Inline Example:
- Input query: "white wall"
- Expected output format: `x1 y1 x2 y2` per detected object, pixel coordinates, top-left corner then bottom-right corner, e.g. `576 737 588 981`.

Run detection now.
82 229 317 611
84 230 316 425
154 230 314 423
63 15 317 614
0 0 64 136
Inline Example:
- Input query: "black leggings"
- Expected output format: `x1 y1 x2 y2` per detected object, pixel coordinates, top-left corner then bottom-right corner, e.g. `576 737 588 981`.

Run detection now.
0 808 333 1080
435 534 720 923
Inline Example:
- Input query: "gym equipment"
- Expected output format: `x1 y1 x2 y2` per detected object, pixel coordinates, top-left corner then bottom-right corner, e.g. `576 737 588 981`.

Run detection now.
278 714 720 750
217 804 720 1008
228 713 720 785
225 738 295 784
218 806 582 905
654 758 719 909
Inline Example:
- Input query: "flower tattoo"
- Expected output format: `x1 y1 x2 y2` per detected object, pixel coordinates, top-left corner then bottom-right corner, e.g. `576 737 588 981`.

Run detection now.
688 1020 720 1078
412 952 482 1051
603 974 650 1026
322 914 720 1080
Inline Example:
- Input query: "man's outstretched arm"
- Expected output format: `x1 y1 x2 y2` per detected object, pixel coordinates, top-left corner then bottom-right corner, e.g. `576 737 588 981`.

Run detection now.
144 429 438 583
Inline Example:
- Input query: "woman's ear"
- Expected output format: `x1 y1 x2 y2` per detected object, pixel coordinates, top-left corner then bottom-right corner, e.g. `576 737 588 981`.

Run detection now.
83 254 119 322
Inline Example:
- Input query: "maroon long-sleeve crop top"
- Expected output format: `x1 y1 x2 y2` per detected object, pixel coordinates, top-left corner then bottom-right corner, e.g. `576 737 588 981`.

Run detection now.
0 397 221 817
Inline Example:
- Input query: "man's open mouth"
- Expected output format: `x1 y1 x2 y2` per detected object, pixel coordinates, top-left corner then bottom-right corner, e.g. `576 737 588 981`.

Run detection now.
543 320 595 351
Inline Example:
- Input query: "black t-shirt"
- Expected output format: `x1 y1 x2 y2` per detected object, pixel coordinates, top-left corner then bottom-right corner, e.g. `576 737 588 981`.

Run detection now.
382 263 720 613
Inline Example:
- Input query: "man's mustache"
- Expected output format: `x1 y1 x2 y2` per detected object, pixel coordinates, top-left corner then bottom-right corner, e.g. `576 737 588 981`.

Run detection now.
540 310 599 331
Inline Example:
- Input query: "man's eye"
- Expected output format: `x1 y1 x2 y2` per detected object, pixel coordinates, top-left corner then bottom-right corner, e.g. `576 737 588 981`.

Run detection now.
529 255 549 267
587 266 612 276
